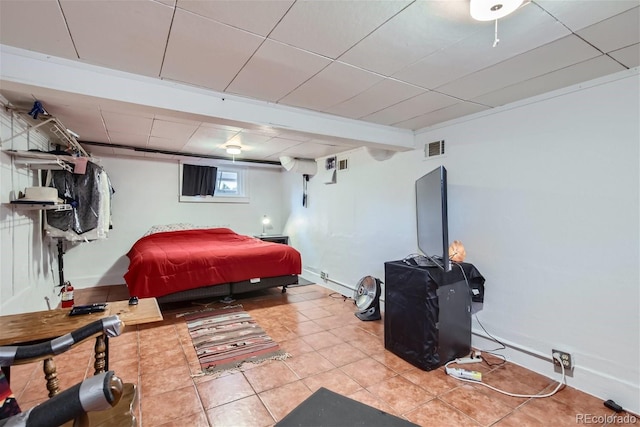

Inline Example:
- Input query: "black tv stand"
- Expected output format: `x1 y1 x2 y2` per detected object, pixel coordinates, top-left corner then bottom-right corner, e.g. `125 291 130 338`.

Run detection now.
384 260 485 371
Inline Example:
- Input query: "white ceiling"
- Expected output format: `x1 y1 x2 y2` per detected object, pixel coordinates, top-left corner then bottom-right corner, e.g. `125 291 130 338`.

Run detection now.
0 0 638 163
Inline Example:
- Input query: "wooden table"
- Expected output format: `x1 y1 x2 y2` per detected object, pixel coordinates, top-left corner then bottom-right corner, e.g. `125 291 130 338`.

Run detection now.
0 298 163 396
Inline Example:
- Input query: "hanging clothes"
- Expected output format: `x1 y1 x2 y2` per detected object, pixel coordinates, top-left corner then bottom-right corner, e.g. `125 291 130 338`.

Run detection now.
45 160 115 242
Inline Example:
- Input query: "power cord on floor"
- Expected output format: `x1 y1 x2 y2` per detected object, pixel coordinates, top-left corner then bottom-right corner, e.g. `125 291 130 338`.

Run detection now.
329 292 353 302
454 262 507 367
445 351 566 398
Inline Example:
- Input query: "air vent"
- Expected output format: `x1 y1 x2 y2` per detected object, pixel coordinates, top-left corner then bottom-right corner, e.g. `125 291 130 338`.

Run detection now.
426 140 445 158
338 158 348 171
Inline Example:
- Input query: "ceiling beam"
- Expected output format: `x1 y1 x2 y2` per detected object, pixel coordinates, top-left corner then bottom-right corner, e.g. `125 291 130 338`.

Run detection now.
0 44 415 152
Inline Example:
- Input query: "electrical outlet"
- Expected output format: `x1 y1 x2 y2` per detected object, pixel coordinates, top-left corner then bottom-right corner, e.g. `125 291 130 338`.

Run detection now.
320 271 328 281
552 349 573 370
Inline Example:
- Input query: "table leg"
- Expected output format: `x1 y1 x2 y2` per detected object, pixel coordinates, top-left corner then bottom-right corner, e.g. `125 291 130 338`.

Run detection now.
43 357 59 397
94 334 106 375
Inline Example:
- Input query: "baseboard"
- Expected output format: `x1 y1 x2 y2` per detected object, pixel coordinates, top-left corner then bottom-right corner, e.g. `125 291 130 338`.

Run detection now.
472 331 640 416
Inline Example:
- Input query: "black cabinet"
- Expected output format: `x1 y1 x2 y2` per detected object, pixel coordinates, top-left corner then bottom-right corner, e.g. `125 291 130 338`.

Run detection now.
384 261 485 371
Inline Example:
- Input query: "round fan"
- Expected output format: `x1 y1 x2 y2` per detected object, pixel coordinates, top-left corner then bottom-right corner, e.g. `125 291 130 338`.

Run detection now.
354 276 382 321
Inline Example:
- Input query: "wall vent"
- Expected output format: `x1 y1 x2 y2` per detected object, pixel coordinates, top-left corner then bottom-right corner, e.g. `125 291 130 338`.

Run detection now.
425 140 445 158
338 158 348 171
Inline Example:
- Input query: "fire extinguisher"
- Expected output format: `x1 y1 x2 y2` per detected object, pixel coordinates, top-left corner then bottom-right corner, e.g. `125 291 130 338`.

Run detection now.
61 281 74 308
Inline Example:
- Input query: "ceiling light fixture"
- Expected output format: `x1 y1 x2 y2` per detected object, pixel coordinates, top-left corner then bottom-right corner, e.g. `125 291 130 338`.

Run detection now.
470 0 524 47
226 145 242 155
470 0 523 21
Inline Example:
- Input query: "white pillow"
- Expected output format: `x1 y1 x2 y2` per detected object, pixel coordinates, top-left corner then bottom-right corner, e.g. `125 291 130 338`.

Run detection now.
143 223 195 237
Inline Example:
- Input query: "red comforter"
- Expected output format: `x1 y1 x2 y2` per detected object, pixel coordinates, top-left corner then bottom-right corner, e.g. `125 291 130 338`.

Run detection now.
124 228 302 298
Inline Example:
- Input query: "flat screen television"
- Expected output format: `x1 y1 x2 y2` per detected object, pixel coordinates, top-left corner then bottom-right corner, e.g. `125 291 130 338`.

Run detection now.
416 165 451 272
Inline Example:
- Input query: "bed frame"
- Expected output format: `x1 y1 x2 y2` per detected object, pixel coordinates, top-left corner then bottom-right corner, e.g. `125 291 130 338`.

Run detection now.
156 274 299 304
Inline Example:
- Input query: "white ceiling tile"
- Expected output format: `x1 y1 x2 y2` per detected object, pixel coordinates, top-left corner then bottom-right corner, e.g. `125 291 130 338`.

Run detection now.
279 62 384 111
60 0 173 76
177 1 294 36
269 0 412 58
107 131 149 148
339 1 478 76
148 135 185 151
393 4 571 89
226 40 331 102
361 91 459 126
577 7 640 53
535 0 639 32
101 111 153 136
279 141 340 159
608 43 640 68
473 56 626 107
397 102 490 130
151 119 198 141
187 126 239 147
436 35 602 100
228 132 273 146
0 1 77 59
324 78 426 119
162 9 264 91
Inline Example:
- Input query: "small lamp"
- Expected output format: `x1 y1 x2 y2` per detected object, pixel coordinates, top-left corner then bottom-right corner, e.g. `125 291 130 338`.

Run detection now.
261 215 270 235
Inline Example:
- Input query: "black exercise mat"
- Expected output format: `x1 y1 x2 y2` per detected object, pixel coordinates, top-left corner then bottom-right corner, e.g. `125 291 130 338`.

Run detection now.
275 387 419 427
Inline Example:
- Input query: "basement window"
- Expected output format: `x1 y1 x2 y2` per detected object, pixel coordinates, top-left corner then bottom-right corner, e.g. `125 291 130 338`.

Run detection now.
179 163 249 203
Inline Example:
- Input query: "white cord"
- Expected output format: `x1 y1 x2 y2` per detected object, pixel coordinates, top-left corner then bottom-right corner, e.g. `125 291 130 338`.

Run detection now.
493 19 500 47
444 353 566 398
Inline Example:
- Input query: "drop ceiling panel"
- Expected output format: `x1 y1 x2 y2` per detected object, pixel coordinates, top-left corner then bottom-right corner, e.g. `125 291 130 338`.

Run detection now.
148 135 185 151
279 62 384 111
362 91 460 126
0 1 77 60
324 78 426 119
60 0 173 77
161 9 264 91
473 56 626 107
177 1 294 37
279 141 341 159
436 35 602 100
534 0 639 31
150 120 198 142
576 7 640 53
269 0 411 59
226 40 332 102
187 126 240 148
393 5 571 90
107 131 149 148
228 132 274 146
101 111 153 136
399 102 490 130
339 1 478 76
609 43 640 68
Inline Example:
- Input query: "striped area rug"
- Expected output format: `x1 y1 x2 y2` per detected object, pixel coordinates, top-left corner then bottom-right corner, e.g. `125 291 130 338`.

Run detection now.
184 305 289 374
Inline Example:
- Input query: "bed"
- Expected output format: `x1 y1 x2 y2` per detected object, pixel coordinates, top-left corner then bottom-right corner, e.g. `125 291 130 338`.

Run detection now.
124 227 302 303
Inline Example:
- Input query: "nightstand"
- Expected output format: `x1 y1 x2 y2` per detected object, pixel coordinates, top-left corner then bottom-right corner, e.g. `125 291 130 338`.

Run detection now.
255 235 289 245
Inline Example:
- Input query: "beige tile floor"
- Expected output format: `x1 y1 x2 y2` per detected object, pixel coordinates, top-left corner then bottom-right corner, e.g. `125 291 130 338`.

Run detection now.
9 283 637 426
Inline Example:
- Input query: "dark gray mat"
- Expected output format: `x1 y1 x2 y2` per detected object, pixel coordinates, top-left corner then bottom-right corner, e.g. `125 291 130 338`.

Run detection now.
275 387 419 427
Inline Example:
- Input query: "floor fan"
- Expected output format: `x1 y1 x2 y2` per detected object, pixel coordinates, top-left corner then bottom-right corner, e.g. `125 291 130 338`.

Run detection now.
354 276 382 321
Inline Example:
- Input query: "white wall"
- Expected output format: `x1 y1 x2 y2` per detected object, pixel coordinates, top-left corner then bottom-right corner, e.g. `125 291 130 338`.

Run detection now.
0 106 60 315
1 116 287 314
62 155 287 288
282 69 639 413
